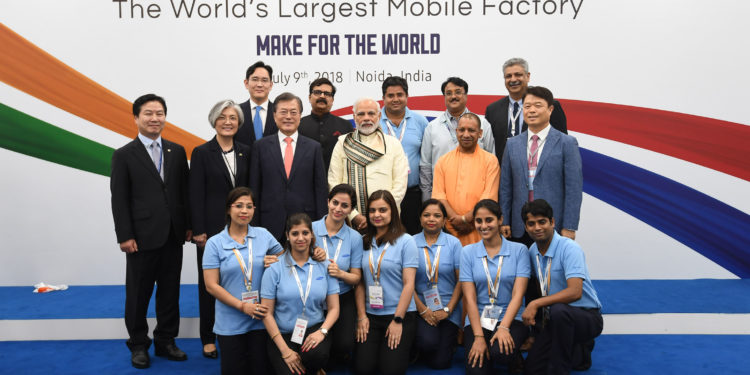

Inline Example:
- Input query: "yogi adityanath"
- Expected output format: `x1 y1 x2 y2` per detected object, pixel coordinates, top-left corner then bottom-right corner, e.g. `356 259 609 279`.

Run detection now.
431 113 499 245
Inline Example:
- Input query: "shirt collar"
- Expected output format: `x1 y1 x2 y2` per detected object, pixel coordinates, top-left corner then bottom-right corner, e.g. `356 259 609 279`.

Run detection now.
414 231 447 248
252 99 269 111
532 231 561 258
283 251 315 268
528 123 551 143
278 131 299 144
138 133 162 149
445 107 469 121
509 96 523 107
310 112 331 121
220 225 257 250
475 238 511 258
313 216 347 241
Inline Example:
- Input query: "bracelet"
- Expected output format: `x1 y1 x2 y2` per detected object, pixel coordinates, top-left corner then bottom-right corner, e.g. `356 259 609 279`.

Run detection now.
498 325 510 332
282 351 294 359
474 334 484 338
358 316 367 322
419 308 430 315
270 332 281 341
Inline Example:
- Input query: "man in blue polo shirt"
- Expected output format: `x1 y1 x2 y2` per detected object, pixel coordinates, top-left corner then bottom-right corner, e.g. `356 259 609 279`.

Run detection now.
520 199 602 375
379 76 429 234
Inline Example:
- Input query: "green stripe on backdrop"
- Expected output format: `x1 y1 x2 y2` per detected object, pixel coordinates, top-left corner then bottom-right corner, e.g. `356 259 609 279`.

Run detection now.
0 102 113 176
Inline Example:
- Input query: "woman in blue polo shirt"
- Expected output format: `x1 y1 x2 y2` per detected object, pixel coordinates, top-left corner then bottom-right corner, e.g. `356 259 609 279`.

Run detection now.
354 190 418 375
412 199 463 369
460 199 530 375
261 213 340 375
202 187 284 375
311 184 363 365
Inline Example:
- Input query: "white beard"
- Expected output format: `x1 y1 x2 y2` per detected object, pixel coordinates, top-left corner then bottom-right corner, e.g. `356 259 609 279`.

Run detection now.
357 123 377 135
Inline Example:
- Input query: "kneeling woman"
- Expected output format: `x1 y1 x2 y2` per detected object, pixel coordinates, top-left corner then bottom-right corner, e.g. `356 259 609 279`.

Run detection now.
460 199 530 374
261 213 340 375
202 187 284 375
354 190 418 375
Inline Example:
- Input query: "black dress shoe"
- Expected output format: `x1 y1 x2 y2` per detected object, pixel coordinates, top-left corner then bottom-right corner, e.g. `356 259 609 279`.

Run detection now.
154 343 188 361
131 348 150 369
202 349 218 359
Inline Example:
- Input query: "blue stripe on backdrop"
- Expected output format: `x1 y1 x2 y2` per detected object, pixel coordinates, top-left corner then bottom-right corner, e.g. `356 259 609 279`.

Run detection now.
580 148 750 278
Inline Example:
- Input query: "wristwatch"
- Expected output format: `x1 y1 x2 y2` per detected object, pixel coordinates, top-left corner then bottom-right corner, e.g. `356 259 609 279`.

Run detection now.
320 328 329 336
392 316 403 324
443 307 450 314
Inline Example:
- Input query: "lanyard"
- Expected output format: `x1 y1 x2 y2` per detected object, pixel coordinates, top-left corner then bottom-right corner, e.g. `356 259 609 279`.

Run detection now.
221 149 237 187
535 254 552 297
481 255 504 305
423 246 442 286
444 115 458 144
368 242 390 285
322 235 344 263
232 241 254 291
509 103 521 131
386 118 407 142
291 261 314 312
527 135 547 168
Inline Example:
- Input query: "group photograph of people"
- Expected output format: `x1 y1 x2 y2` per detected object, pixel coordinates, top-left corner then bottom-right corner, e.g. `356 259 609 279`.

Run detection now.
111 58 602 375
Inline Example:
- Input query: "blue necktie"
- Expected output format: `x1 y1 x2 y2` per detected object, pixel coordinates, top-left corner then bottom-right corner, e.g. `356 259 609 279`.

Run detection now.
253 106 263 140
509 101 520 136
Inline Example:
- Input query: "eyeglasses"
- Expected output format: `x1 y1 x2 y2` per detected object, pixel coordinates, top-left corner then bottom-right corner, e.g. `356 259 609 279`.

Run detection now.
277 110 300 117
311 90 334 98
232 203 255 210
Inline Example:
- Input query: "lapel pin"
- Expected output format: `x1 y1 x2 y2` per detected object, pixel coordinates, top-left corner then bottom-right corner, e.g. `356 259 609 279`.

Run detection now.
239 153 243 156
167 149 171 152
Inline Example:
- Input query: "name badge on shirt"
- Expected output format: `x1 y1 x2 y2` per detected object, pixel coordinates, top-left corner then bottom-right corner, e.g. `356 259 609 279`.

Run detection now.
423 286 443 311
528 169 536 190
369 285 384 309
241 290 259 305
481 305 503 331
291 315 308 345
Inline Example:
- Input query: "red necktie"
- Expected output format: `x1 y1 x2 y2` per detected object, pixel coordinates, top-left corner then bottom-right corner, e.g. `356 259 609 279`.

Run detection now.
528 135 539 201
284 137 293 178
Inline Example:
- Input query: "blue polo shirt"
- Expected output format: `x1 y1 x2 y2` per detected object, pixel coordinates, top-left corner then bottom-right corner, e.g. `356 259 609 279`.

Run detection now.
413 231 463 327
261 253 340 333
459 239 530 327
379 106 428 188
202 225 283 335
312 216 364 294
362 233 419 315
528 232 601 309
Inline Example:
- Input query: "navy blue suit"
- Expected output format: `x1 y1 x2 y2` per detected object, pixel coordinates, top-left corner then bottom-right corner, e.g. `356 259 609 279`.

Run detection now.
250 133 328 242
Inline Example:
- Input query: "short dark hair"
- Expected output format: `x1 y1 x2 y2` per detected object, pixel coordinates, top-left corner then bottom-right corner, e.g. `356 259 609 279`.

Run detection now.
284 212 316 257
458 112 481 129
440 77 468 94
225 187 256 226
363 190 406 249
382 76 409 96
472 199 502 220
524 86 554 107
273 92 303 113
245 61 273 80
132 94 166 116
521 199 554 224
309 78 337 96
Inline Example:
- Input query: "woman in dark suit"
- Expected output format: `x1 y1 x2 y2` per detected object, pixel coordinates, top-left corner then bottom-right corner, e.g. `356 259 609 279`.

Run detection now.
190 99 251 358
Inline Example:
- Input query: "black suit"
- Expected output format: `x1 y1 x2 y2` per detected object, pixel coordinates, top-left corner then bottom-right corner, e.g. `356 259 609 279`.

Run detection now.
110 137 190 350
188 137 250 345
485 97 568 161
235 99 278 149
250 134 327 242
298 112 354 172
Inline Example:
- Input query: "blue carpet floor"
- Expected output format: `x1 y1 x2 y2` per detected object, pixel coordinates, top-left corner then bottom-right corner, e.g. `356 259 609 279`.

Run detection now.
1 335 749 374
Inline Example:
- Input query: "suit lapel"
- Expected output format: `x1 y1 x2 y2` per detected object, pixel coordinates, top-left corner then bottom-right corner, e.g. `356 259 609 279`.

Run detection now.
288 137 309 184
132 139 164 183
536 129 560 174
208 138 233 187
269 135 288 182
517 131 529 177
161 139 174 184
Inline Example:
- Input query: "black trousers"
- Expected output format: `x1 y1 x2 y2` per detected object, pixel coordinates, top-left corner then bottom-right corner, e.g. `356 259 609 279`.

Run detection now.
415 317 458 369
125 230 182 350
354 312 417 375
524 304 603 375
267 322 331 375
196 244 217 346
329 289 356 364
400 186 422 235
464 320 528 375
217 330 269 375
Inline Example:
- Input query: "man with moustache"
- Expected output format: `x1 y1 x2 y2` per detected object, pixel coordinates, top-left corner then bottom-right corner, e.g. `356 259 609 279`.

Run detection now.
420 77 495 201
235 61 278 149
328 98 409 230
378 76 429 234
486 58 568 161
299 77 354 171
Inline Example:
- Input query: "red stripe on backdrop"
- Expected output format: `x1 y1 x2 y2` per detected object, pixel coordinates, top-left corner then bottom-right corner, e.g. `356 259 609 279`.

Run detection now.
333 95 750 181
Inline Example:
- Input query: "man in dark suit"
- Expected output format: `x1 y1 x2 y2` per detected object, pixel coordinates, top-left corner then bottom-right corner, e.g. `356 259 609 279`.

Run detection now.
235 61 278 148
486 58 568 161
110 94 192 369
250 92 328 242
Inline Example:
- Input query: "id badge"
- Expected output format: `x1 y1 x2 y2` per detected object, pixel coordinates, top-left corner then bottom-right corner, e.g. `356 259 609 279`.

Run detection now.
480 305 503 331
291 316 308 344
241 290 259 305
368 285 384 309
423 286 443 311
528 169 536 189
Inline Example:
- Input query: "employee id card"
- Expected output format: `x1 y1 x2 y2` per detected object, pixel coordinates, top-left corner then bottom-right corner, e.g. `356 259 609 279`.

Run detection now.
423 286 443 311
241 290 259 305
369 284 384 309
291 315 308 344
481 305 503 331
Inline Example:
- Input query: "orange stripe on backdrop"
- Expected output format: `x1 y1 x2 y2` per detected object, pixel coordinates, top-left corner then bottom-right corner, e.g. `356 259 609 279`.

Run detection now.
0 23 203 157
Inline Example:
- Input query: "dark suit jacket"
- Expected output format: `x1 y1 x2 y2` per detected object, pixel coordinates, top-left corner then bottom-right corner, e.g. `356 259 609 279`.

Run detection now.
235 99 278 149
110 137 190 250
485 97 568 161
189 137 251 237
298 112 354 172
250 134 328 241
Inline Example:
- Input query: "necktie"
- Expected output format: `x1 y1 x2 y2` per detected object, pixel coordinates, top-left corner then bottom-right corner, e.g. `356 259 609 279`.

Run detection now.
508 101 520 137
150 141 163 180
253 106 263 141
528 135 539 201
513 102 520 136
284 137 293 178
